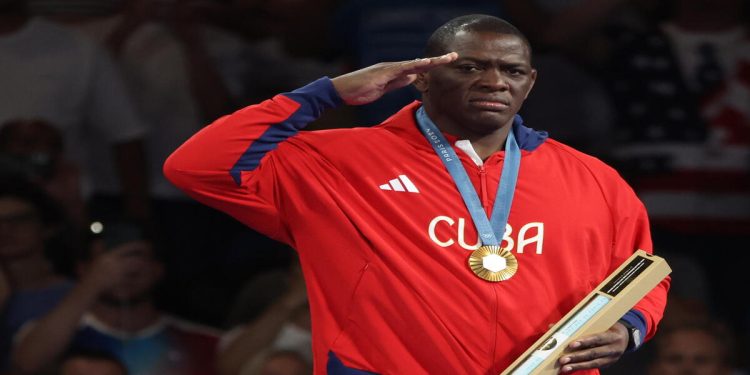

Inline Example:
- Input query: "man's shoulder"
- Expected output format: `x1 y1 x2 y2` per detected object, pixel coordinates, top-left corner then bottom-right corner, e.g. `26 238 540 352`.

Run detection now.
538 138 626 182
290 106 416 149
292 101 419 146
295 125 387 144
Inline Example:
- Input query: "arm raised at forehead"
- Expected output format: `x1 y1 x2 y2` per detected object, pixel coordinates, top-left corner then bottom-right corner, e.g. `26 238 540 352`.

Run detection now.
332 53 458 106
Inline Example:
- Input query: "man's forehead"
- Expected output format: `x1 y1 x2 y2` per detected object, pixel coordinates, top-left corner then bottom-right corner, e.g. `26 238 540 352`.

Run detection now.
447 32 531 63
448 31 529 53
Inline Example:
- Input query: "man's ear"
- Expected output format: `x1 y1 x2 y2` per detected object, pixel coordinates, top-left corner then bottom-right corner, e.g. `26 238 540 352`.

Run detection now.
413 72 429 93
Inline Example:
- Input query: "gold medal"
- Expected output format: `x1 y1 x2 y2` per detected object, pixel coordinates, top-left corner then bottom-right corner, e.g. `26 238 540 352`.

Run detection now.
468 245 518 282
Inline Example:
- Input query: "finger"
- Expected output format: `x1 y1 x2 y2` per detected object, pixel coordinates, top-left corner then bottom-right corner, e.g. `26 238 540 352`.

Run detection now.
384 74 418 92
559 336 623 373
566 331 616 351
423 52 459 64
397 52 459 73
558 349 620 373
560 345 619 363
430 51 459 64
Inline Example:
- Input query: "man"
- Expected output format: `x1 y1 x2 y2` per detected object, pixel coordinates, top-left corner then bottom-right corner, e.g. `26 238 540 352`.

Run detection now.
164 15 669 374
0 119 87 229
0 178 74 371
11 220 220 375
647 321 736 375
218 260 311 375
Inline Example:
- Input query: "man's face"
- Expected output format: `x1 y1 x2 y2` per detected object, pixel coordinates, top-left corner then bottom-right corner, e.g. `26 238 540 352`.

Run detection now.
649 329 730 375
416 31 536 137
95 241 163 305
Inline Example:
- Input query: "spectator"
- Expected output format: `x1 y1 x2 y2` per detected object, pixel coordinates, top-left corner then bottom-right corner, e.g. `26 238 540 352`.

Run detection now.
0 178 74 372
188 0 348 130
218 262 310 375
0 175 72 370
647 320 742 375
38 0 238 200
11 219 221 375
0 0 150 222
0 119 87 229
34 0 296 324
59 348 128 375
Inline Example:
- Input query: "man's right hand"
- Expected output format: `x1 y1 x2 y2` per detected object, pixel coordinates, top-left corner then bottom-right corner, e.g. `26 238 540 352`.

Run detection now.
331 52 458 106
80 243 142 294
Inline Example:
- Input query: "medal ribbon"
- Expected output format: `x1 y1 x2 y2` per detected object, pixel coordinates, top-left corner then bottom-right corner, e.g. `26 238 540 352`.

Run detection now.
416 106 521 246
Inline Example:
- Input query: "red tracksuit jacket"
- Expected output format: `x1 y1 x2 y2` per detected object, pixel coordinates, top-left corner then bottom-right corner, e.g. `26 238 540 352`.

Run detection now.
164 78 669 375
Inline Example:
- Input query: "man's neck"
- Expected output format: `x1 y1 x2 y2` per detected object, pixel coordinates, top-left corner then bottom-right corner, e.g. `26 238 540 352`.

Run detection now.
91 300 162 333
466 130 511 161
423 107 513 161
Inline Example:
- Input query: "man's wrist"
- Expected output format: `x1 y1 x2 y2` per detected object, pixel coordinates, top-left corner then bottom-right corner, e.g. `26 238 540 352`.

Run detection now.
618 319 642 351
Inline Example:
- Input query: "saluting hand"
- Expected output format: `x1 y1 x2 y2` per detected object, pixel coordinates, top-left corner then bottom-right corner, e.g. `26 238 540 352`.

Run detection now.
331 52 458 106
557 322 630 373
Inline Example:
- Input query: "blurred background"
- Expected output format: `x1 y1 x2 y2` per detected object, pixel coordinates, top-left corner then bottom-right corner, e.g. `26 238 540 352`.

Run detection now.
0 0 748 374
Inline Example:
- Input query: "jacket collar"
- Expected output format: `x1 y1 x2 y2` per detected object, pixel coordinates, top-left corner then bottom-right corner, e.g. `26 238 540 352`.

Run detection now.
379 101 548 153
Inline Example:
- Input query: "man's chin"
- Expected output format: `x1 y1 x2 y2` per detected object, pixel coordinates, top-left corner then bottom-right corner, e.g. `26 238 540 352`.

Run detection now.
466 113 513 132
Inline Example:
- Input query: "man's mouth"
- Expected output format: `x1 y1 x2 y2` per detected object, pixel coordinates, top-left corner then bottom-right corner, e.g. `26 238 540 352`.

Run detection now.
469 98 510 111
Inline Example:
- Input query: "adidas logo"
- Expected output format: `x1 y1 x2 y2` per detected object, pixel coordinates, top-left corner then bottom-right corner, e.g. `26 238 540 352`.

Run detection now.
379 174 419 193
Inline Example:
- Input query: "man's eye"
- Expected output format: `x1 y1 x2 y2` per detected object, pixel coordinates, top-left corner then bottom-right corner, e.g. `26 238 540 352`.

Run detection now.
458 65 480 72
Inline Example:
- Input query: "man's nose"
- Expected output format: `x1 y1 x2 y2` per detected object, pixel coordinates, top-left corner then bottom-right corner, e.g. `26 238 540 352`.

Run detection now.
479 69 509 90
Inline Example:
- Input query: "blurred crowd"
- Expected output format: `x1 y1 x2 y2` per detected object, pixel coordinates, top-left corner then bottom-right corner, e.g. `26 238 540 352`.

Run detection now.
0 0 748 374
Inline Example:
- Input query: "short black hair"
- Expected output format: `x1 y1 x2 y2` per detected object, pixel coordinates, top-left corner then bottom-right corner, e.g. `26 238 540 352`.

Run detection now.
424 14 532 58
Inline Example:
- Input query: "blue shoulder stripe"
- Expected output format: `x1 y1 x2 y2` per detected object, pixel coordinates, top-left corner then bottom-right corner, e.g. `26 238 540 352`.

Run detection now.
229 77 343 185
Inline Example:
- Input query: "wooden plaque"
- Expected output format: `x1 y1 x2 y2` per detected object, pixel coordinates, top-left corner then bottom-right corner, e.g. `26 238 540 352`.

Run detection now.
501 250 671 375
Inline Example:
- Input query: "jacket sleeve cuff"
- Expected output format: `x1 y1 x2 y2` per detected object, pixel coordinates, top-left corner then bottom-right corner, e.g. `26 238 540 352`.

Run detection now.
281 77 344 127
619 309 646 352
